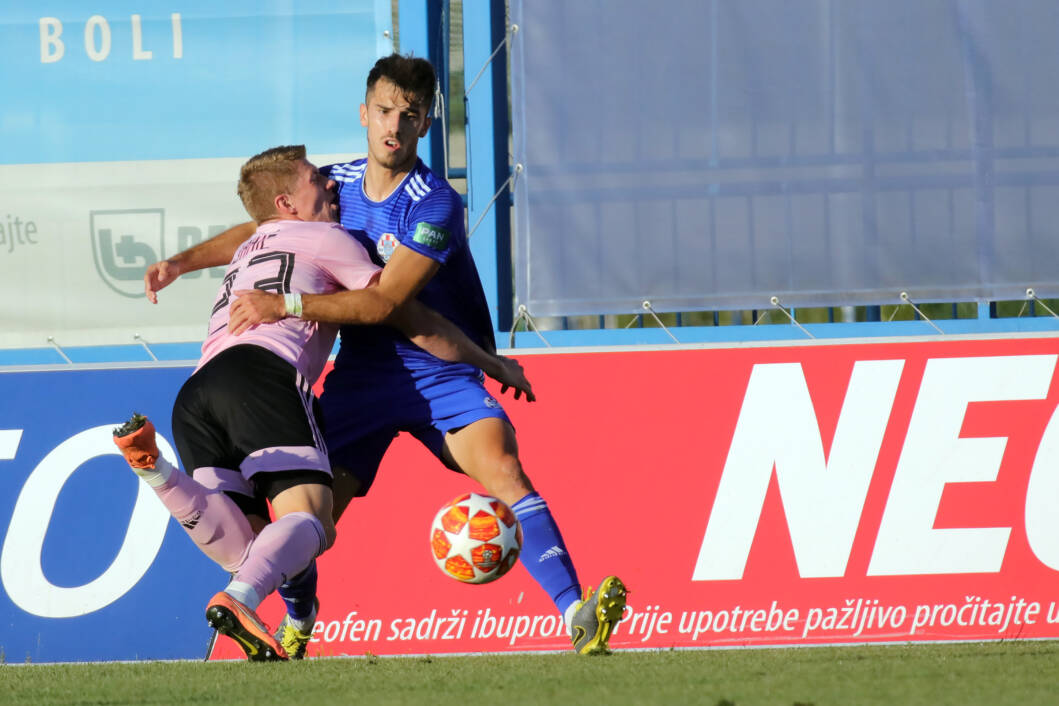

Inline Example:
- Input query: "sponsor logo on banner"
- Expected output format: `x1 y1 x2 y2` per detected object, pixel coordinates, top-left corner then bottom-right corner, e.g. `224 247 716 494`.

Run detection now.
5 5 385 166
38 14 184 64
693 354 1059 582
0 425 173 619
90 208 165 297
0 213 40 255
0 365 219 662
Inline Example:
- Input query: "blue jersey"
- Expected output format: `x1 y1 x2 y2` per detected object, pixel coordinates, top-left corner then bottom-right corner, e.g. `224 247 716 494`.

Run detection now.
321 158 496 372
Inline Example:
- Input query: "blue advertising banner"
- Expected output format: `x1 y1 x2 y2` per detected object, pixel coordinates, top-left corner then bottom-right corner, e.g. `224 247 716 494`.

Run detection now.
1 1 388 164
0 363 224 662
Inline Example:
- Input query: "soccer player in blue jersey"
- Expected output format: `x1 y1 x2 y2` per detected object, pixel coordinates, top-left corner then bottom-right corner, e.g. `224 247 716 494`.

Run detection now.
144 53 626 656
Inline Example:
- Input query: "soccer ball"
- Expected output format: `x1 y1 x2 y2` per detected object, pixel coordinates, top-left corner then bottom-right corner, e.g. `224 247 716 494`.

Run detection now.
430 493 523 584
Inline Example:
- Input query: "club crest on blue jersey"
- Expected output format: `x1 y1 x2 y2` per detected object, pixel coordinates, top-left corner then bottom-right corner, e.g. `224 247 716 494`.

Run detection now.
377 232 399 262
90 208 165 298
484 396 500 409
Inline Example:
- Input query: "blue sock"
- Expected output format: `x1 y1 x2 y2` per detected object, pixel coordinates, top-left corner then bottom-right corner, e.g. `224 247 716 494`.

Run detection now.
277 560 318 620
511 493 581 615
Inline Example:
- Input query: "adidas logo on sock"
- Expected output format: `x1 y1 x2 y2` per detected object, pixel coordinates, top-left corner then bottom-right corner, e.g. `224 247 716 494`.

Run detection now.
539 545 566 561
181 510 202 530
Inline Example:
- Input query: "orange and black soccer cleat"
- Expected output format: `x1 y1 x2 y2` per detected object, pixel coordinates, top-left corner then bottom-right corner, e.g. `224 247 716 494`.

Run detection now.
112 413 160 469
206 591 288 662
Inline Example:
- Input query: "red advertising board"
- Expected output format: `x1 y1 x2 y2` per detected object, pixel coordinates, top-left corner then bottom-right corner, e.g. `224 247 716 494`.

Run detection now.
209 334 1059 658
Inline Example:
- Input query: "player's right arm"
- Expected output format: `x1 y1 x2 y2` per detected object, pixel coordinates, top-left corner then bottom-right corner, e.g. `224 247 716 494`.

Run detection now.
389 299 535 401
144 221 256 303
228 280 535 401
304 244 438 323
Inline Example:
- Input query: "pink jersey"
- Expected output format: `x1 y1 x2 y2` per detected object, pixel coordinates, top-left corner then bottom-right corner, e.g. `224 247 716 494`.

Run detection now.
197 220 380 383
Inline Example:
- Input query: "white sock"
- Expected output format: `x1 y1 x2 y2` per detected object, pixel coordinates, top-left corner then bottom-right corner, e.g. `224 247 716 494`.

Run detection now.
290 609 317 633
133 455 175 488
224 581 261 611
563 600 580 633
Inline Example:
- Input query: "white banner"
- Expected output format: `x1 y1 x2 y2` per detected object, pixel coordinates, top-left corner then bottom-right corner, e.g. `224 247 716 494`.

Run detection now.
0 154 352 348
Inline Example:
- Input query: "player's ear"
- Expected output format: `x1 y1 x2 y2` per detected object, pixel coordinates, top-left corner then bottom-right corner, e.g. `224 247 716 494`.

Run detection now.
275 193 293 214
418 115 432 138
360 103 369 128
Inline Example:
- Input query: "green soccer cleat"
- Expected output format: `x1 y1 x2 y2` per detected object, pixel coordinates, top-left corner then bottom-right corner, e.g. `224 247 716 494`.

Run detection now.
570 575 628 655
274 599 319 660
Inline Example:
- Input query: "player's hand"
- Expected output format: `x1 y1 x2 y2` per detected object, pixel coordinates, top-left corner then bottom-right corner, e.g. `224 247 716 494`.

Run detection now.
491 355 535 402
228 289 286 335
143 259 183 304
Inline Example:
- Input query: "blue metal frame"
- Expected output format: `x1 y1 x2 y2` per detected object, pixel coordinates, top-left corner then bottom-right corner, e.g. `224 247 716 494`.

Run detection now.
400 1 510 334
397 0 446 171
461 0 513 332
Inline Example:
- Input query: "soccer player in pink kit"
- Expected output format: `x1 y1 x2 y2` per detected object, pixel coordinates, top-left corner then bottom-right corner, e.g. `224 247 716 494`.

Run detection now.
115 144 531 660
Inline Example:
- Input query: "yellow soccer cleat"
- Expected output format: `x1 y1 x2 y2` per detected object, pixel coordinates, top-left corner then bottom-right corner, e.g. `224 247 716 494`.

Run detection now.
274 598 319 660
570 575 628 655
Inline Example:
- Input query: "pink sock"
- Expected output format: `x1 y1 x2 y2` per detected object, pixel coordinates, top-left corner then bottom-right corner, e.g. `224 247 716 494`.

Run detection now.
152 465 255 573
231 512 326 606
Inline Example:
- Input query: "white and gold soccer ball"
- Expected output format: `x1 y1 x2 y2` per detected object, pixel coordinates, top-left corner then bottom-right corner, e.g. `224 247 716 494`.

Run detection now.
430 493 523 584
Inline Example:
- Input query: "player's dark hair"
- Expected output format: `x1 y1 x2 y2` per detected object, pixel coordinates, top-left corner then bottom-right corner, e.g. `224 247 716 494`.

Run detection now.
366 53 436 110
237 145 307 224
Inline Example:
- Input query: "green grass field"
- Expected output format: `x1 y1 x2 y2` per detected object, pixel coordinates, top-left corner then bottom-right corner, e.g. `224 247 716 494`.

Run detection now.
3 641 1057 706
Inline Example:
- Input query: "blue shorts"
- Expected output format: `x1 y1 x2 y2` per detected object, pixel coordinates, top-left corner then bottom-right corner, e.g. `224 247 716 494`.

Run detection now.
319 360 511 495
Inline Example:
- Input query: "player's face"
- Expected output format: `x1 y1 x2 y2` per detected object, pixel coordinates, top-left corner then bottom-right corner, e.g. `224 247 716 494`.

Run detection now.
289 160 337 222
360 78 432 171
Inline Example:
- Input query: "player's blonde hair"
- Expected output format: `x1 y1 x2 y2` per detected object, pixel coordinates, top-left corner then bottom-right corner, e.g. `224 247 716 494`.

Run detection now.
237 145 307 223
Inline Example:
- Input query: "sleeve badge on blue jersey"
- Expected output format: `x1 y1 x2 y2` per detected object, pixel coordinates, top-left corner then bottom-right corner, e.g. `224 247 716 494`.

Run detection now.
412 222 451 251
377 233 399 262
